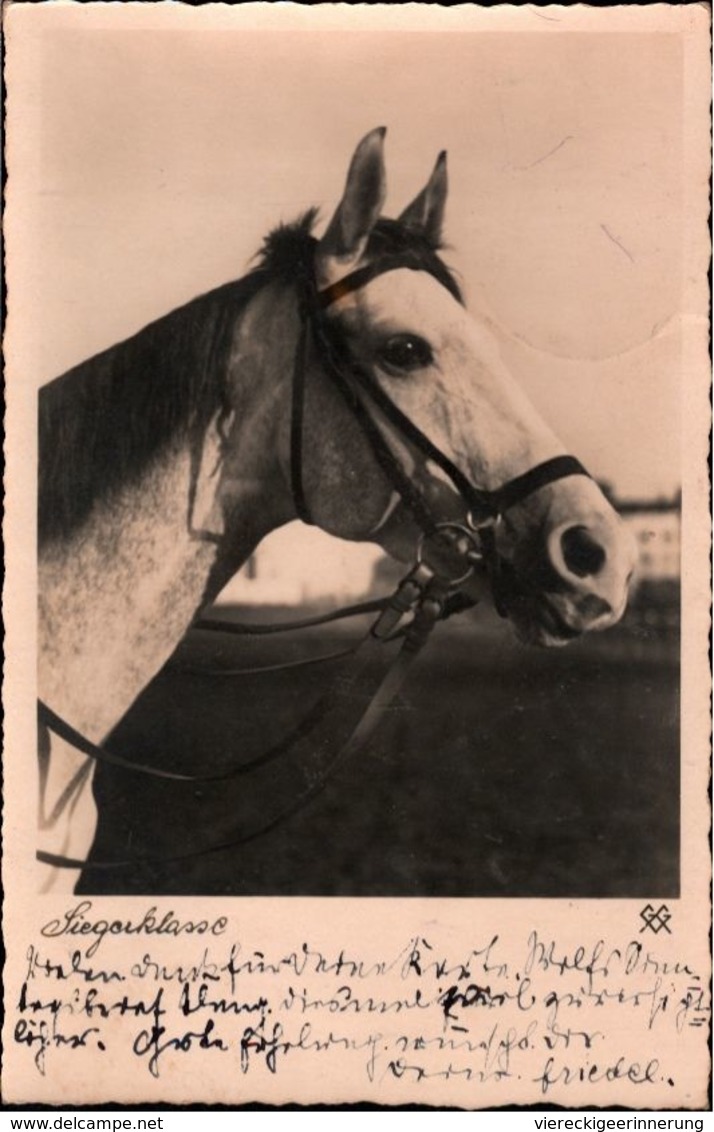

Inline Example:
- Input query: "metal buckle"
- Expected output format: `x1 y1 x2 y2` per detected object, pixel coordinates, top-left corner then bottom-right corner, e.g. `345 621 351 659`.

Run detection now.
415 521 483 588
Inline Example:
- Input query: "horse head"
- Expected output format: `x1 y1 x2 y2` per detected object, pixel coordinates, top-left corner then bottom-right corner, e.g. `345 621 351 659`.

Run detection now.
236 128 635 646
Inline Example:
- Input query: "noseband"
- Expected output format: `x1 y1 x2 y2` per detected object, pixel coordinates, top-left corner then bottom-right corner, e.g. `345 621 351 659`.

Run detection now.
289 240 589 559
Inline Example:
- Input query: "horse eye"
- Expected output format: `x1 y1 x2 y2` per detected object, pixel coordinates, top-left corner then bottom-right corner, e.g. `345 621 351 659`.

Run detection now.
378 335 433 375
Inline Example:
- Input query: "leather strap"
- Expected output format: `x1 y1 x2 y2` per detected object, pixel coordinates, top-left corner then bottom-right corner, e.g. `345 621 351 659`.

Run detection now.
490 455 589 513
290 248 459 531
317 252 459 309
194 596 388 636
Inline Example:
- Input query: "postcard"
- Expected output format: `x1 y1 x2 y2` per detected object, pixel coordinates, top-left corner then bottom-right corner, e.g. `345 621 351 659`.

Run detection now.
3 2 710 1108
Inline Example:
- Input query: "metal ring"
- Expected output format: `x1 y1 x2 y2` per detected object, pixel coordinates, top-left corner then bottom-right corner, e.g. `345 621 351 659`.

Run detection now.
415 522 483 587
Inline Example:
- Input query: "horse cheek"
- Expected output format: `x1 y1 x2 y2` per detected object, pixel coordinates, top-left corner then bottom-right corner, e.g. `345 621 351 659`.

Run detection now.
302 415 393 539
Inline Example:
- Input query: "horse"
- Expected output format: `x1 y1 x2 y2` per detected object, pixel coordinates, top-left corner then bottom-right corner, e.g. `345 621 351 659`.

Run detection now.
37 127 636 893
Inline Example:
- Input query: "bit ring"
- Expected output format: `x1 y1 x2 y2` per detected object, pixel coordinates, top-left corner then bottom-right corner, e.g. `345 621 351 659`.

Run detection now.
416 522 483 587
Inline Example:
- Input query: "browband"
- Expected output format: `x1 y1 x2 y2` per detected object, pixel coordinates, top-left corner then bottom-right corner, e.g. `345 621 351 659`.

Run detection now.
318 253 446 309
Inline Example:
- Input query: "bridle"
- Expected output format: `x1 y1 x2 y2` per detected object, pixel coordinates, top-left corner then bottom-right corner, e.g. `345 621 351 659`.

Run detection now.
290 239 586 538
37 239 589 873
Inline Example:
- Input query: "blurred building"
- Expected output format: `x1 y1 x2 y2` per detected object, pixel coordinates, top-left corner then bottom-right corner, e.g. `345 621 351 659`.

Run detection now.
216 522 383 606
622 506 680 581
609 493 681 629
611 491 681 584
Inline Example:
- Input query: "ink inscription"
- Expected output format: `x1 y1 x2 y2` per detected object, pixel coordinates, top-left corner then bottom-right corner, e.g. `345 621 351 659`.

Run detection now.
9 904 708 1099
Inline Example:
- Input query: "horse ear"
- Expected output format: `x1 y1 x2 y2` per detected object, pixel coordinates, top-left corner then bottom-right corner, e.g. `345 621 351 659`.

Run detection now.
319 127 387 263
398 151 448 245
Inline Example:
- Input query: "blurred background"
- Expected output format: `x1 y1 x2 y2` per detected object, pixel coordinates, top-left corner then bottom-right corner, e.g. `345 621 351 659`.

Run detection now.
14 10 683 895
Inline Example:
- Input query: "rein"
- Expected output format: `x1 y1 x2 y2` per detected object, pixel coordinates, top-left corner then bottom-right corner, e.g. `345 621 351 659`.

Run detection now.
37 243 590 874
37 557 477 871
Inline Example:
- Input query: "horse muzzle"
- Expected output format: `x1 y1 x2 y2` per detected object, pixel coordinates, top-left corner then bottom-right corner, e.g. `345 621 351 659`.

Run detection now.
491 513 636 646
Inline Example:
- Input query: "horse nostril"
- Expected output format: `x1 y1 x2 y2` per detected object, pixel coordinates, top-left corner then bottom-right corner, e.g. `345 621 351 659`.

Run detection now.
560 524 607 578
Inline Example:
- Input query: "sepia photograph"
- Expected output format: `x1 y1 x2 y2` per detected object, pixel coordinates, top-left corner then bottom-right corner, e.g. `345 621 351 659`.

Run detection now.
4 1 709 1110
31 10 682 900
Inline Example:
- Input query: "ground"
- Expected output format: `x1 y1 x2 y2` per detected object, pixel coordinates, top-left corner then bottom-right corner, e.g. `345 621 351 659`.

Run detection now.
78 600 679 898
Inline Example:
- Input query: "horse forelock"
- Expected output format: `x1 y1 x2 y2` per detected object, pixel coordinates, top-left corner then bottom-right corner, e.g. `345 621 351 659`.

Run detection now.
38 210 462 548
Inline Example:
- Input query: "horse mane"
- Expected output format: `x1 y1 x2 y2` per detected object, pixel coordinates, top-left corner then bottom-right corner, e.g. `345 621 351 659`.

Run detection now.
38 210 461 547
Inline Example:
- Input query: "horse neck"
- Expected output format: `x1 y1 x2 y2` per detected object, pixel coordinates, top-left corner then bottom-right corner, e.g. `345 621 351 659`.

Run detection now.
38 281 300 742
